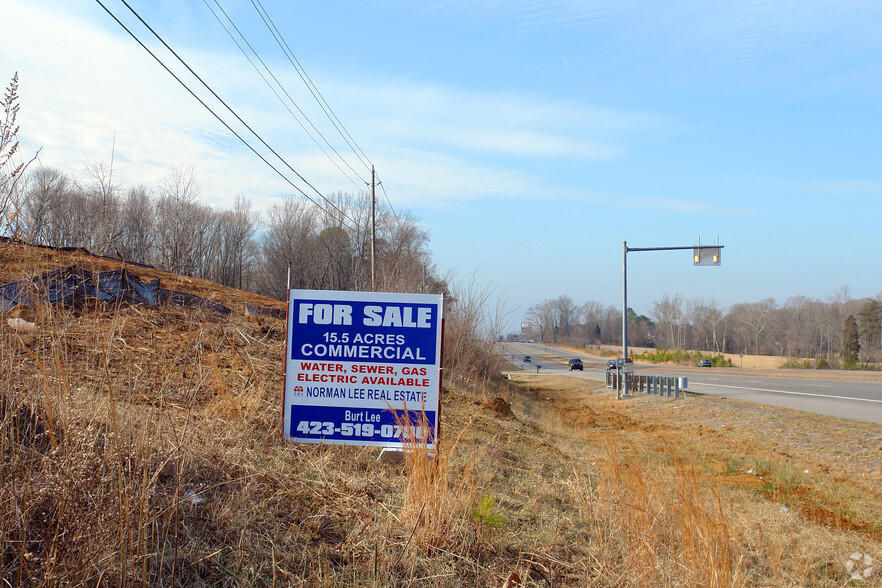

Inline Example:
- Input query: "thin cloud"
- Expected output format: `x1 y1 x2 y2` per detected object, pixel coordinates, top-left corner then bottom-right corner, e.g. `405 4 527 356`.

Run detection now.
587 193 761 218
331 79 661 161
405 0 882 92
369 147 543 207
808 181 882 195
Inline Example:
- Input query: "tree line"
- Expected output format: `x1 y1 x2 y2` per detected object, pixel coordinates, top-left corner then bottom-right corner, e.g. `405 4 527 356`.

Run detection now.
0 72 442 301
1 161 517 394
523 290 882 367
0 163 445 300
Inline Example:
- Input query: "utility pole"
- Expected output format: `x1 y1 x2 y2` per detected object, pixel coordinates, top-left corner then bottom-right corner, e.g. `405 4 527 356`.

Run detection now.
371 166 376 292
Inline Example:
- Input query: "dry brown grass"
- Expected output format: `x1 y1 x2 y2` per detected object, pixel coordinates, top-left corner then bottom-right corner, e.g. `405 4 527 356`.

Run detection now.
509 373 882 586
3 300 881 585
585 344 787 369
2 241 881 586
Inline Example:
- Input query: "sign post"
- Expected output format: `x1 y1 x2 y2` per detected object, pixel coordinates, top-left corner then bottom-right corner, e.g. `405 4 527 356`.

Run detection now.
284 290 444 448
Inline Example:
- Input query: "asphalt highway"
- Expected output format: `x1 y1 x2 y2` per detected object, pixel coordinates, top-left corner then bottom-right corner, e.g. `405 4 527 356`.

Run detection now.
497 342 882 426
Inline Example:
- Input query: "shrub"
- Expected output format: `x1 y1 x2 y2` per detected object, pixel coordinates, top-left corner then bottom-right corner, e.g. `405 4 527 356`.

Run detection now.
633 348 731 367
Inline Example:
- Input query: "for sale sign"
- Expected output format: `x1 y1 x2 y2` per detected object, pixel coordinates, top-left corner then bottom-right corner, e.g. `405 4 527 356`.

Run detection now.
284 290 444 448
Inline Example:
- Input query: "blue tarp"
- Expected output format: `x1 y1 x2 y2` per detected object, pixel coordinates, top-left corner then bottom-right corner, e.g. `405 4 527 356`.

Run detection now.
0 266 230 314
157 287 231 315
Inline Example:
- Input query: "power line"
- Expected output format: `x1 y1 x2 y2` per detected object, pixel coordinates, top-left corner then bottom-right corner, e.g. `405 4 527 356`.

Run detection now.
115 0 354 223
97 0 362 229
215 0 404 226
92 2 300 199
204 0 368 194
373 171 397 219
250 0 374 173
213 0 402 225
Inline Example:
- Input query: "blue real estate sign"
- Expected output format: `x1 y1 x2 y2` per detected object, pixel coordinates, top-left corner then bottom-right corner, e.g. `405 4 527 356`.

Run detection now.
284 290 444 448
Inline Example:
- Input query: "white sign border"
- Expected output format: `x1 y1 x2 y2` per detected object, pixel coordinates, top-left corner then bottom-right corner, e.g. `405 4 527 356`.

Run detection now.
283 289 444 448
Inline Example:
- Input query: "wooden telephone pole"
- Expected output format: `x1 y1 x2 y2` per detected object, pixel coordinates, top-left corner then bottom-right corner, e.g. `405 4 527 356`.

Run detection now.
370 166 376 291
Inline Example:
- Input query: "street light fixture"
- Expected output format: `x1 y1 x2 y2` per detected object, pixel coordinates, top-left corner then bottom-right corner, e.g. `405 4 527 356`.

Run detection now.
620 238 724 399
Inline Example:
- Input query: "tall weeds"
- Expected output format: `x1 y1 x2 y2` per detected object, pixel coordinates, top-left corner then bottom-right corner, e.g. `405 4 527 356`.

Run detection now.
592 434 746 587
391 406 482 557
0 302 245 585
442 273 510 402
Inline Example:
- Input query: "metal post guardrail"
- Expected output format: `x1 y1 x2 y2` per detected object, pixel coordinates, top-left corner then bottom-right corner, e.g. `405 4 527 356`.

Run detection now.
606 373 684 399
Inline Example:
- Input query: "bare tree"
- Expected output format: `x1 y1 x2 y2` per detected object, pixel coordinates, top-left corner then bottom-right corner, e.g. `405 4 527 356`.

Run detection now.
115 185 155 264
20 166 70 245
54 188 102 249
686 297 724 352
344 192 373 291
525 299 558 343
651 293 685 349
154 165 206 275
313 192 356 290
442 272 500 398
782 295 811 358
211 196 257 289
377 209 432 293
706 298 725 352
737 298 776 355
79 160 121 254
821 285 852 359
552 295 579 341
258 196 318 299
580 301 606 344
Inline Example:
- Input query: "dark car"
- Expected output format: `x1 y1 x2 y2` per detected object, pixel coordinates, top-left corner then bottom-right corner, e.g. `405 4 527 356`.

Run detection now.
523 355 531 363
607 358 633 370
568 358 583 371
697 359 712 368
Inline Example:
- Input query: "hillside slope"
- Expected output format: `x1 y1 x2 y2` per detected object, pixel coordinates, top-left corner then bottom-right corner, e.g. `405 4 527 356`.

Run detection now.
0 237 284 314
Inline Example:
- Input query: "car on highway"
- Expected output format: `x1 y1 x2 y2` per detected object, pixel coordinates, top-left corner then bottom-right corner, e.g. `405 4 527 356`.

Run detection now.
607 358 633 369
523 355 531 363
697 359 712 368
568 358 583 371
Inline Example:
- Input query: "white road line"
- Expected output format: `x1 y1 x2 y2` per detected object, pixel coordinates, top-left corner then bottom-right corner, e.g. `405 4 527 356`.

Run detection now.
690 382 882 404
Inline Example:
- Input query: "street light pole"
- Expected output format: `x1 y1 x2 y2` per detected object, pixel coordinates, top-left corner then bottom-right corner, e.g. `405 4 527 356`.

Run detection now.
620 239 724 400
623 241 629 362
621 241 629 400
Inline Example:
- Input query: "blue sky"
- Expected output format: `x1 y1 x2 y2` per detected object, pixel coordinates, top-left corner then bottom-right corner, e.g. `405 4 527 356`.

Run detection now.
3 0 882 330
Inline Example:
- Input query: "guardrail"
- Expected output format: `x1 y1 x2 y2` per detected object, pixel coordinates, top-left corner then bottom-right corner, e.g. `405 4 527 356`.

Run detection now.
606 372 686 398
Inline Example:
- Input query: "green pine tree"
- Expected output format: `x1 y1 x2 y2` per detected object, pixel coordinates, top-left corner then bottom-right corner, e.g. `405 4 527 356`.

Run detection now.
858 299 881 355
841 314 861 369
